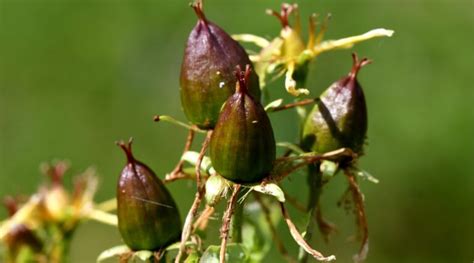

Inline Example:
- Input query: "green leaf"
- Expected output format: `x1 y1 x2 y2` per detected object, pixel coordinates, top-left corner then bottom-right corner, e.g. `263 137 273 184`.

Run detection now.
276 142 305 154
181 151 215 175
242 200 281 262
320 160 339 179
264 99 283 111
165 241 196 252
356 169 380 184
97 245 130 262
184 251 201 263
199 244 249 263
133 250 153 261
252 183 285 202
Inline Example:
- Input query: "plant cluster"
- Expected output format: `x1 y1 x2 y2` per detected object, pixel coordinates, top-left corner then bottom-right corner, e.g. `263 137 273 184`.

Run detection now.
0 2 393 262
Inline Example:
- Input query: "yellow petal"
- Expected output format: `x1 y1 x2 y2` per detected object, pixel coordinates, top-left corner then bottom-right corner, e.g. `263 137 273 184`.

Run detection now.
312 28 394 55
232 34 270 48
285 62 310 96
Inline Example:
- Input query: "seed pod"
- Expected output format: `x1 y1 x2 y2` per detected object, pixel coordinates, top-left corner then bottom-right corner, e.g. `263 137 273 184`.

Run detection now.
210 66 275 184
180 1 260 129
301 54 370 154
116 140 181 251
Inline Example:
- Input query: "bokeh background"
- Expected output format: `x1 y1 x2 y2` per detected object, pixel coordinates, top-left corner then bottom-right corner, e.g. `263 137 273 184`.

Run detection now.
1 0 473 262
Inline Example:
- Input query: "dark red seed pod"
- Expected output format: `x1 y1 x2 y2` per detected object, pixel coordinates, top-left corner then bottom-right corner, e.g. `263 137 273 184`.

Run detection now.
302 53 370 155
180 1 261 129
116 140 181 251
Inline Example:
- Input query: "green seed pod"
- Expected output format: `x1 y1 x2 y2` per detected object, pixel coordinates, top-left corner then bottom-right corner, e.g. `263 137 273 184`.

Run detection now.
210 66 275 184
116 140 181 251
301 54 370 154
180 2 261 129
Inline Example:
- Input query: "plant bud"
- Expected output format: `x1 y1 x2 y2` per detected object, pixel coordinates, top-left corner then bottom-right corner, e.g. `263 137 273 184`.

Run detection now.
205 174 229 207
210 66 275 184
116 140 181 251
180 2 260 129
301 54 370 154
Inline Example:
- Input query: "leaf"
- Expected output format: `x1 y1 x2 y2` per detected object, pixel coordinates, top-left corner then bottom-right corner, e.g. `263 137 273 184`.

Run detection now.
184 251 201 263
181 151 215 175
242 200 281 263
356 169 380 184
97 245 130 262
320 160 339 179
252 183 285 202
264 99 283 111
165 241 196 252
133 250 154 261
199 244 249 263
276 142 305 154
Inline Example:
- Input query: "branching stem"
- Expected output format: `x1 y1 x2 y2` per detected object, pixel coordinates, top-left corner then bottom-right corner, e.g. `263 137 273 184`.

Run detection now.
166 129 195 182
175 131 212 263
254 193 296 263
345 169 369 263
280 202 336 262
219 184 241 263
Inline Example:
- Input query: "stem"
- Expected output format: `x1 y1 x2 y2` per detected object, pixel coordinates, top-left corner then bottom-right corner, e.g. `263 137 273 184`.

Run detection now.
280 203 335 262
166 129 195 182
254 193 295 263
49 226 74 263
230 199 243 243
154 115 206 134
175 131 212 263
270 148 356 183
193 205 215 231
268 98 317 113
219 184 241 263
95 198 117 212
87 209 118 226
299 165 323 263
345 169 369 263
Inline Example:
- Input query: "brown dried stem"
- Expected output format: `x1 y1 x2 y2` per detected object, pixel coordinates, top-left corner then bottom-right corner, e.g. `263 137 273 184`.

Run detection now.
175 131 213 263
345 169 369 263
280 202 336 262
193 205 215 231
315 203 337 243
165 129 195 182
219 184 241 263
254 193 296 263
270 148 356 183
268 98 318 113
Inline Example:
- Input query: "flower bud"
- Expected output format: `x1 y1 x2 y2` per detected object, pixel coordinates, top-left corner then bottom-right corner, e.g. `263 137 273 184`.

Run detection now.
301 54 370 154
116 140 181 251
210 66 275 184
180 2 260 129
205 174 229 207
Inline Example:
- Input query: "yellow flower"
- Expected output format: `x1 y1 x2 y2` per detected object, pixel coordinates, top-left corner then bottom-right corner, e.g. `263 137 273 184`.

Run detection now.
233 3 394 96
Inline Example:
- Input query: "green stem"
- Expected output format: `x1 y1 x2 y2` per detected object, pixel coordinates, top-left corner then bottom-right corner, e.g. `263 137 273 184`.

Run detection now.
49 227 74 263
298 164 323 263
230 199 244 243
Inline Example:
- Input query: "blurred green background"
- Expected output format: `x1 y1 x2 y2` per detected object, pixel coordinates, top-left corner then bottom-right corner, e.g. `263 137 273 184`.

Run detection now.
1 0 473 262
